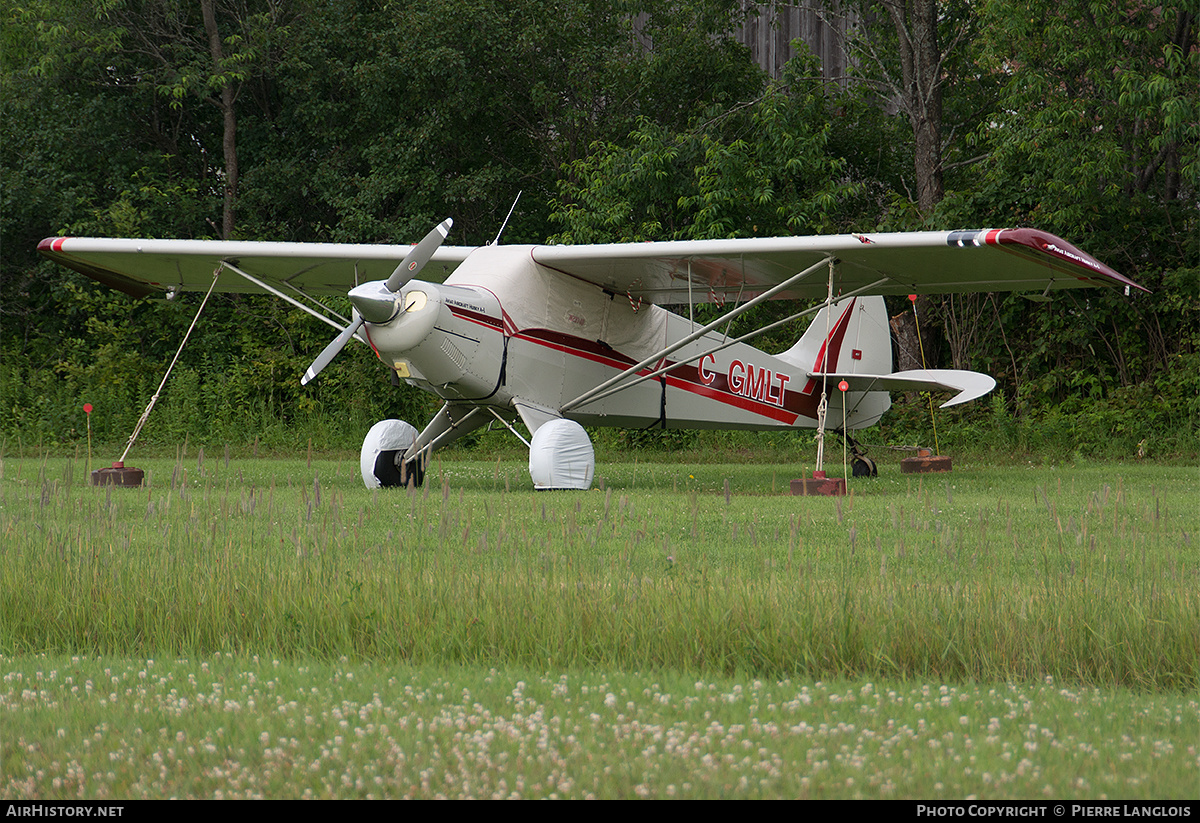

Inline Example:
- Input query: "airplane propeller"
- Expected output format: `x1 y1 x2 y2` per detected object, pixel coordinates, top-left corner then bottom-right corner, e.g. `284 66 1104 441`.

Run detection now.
302 308 365 386
301 218 452 386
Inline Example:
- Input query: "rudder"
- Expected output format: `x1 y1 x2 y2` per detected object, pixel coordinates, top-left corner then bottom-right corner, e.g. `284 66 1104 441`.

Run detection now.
776 296 893 428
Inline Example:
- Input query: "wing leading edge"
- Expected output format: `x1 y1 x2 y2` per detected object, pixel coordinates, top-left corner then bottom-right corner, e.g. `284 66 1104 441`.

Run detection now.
530 228 1144 304
39 227 1141 303
37 236 476 298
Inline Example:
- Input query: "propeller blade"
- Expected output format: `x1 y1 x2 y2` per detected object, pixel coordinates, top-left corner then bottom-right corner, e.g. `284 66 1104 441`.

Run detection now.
305 219 451 385
301 312 364 386
385 218 453 293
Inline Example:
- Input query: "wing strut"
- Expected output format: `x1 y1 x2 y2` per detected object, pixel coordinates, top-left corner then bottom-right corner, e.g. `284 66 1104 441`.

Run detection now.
220 260 359 337
571 276 889 410
560 255 835 413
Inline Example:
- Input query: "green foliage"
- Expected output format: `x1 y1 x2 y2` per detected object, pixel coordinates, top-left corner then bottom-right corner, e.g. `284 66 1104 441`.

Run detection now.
876 380 1198 462
551 52 858 243
1 0 1195 455
930 2 1197 422
950 1 1196 251
237 0 763 246
609 425 700 452
0 275 441 451
843 0 1003 217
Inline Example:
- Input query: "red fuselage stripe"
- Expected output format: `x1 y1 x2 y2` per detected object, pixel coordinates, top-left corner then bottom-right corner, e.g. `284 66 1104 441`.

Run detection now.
445 306 811 423
513 331 804 424
800 298 856 396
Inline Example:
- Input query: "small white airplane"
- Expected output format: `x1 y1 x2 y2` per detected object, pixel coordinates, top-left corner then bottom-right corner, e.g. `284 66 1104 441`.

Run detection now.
39 225 1143 489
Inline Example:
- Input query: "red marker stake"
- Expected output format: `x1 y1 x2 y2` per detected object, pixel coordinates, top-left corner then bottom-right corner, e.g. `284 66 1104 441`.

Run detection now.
83 403 93 480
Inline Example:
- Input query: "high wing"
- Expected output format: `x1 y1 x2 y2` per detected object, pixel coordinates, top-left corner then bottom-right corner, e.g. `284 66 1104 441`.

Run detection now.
530 228 1144 303
39 227 1141 303
37 236 476 298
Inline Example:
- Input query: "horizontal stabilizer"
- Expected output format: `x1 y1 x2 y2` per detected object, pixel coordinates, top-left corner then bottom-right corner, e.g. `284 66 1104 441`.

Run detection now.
809 369 997 408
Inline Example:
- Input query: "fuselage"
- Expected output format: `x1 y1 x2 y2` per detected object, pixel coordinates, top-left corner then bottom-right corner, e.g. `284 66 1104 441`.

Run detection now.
359 244 891 431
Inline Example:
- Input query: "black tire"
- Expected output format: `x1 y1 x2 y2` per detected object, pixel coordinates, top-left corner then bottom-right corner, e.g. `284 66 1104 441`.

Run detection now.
851 455 878 478
373 450 405 487
373 451 426 488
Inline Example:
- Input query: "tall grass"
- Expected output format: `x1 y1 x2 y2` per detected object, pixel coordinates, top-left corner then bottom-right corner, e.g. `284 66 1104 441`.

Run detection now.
1 454 1196 690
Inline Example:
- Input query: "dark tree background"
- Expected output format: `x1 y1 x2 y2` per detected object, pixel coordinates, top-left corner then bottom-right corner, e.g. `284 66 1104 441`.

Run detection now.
1 0 1195 456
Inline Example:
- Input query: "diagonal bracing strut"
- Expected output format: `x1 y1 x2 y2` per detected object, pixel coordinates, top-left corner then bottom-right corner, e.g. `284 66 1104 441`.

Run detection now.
572 276 889 410
219 260 362 340
560 255 835 414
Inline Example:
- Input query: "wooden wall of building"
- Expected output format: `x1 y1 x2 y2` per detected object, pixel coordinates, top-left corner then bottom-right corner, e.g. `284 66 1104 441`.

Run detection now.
735 2 857 84
631 3 856 85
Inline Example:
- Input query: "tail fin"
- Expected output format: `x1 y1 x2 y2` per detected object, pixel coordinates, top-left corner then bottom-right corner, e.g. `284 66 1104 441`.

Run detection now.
777 296 996 425
776 295 893 377
776 296 894 428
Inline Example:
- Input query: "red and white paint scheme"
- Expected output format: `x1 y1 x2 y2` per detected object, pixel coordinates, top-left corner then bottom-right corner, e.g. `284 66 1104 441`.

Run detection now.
39 225 1141 488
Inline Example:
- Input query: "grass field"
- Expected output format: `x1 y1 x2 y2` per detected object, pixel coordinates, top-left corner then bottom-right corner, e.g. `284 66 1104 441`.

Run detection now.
1 452 1197 798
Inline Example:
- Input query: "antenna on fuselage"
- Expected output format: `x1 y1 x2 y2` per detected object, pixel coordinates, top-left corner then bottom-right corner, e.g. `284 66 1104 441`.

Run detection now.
490 191 522 246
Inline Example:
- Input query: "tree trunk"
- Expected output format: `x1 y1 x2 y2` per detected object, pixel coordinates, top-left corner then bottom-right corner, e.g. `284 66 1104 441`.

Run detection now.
883 0 944 215
889 309 922 372
880 0 945 372
202 0 237 240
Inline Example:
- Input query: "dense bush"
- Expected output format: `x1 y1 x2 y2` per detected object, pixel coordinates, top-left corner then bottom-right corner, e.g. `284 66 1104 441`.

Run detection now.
2 1 1194 460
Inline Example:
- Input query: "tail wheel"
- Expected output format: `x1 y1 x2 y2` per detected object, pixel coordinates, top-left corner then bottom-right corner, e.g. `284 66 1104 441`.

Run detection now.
835 429 879 478
851 454 878 478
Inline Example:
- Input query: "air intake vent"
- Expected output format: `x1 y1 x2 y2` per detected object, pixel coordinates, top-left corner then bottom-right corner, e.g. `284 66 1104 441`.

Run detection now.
440 338 466 371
